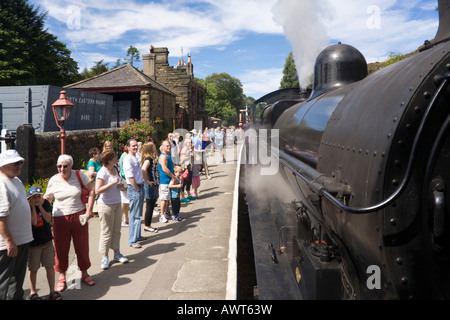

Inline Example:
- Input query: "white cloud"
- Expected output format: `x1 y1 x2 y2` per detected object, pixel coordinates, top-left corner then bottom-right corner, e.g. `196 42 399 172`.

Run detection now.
32 0 441 98
37 0 282 55
36 0 440 62
238 68 283 98
324 0 437 60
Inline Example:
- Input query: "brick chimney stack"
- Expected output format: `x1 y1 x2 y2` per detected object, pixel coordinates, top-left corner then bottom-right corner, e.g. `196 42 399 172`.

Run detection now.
187 53 193 77
143 46 170 80
142 45 156 80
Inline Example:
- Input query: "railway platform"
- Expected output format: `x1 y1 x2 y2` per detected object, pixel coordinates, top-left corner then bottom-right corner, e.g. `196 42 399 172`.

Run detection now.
22 145 243 300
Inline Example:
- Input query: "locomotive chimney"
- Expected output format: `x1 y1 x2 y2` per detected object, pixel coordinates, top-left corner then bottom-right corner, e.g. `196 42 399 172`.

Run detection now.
435 0 450 43
427 0 450 48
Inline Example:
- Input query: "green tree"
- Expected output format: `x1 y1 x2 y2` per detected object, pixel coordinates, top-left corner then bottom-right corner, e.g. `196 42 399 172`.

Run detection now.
198 73 246 126
111 58 124 69
0 0 79 86
125 45 140 66
78 60 110 79
79 45 141 80
280 51 300 90
89 60 109 76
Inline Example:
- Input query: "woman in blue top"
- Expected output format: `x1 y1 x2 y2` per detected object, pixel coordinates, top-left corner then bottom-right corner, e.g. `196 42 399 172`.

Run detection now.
158 140 176 223
87 148 101 179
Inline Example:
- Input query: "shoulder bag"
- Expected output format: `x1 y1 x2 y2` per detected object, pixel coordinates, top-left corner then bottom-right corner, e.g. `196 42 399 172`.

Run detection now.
75 170 89 204
115 165 128 192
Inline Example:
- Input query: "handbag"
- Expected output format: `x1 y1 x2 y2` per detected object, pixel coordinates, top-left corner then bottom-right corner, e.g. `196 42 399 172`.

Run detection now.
75 170 89 204
181 168 189 180
115 165 128 192
118 178 128 192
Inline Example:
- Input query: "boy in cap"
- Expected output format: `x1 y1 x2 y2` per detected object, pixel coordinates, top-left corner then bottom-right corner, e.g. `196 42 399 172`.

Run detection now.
27 186 61 300
0 150 33 300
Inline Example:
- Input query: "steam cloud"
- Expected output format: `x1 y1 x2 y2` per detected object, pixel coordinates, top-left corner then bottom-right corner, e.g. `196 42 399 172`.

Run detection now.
272 0 332 89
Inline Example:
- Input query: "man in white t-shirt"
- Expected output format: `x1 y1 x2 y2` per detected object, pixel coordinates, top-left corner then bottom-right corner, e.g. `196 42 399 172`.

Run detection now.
123 139 146 248
0 150 33 300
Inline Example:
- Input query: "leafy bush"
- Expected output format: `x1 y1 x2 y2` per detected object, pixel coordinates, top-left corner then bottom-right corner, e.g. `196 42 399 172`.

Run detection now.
97 128 116 149
25 177 50 194
97 119 156 152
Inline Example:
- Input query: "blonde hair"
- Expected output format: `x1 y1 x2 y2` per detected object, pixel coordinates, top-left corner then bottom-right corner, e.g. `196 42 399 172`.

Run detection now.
173 165 182 173
140 141 157 166
103 140 113 152
183 138 192 148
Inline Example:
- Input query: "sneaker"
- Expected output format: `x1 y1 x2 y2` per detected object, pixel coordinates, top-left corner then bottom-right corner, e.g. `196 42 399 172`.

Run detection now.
101 256 109 270
144 227 158 233
153 210 160 216
180 198 190 203
113 253 129 264
172 215 184 221
159 215 168 223
121 222 129 227
130 243 141 248
137 236 147 241
187 196 197 200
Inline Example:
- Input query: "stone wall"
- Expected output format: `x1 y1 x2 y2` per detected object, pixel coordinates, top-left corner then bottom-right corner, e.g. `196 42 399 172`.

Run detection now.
34 129 117 179
16 125 120 184
140 88 176 126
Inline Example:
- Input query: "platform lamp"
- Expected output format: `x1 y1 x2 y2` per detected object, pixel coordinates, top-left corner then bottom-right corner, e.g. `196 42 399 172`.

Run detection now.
52 91 74 155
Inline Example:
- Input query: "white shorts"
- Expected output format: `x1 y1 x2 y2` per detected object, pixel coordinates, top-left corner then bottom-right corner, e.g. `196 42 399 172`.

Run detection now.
159 184 170 201
120 189 129 204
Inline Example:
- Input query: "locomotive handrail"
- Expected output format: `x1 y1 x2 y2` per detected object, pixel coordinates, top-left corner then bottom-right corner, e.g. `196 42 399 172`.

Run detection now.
278 152 351 196
281 73 450 214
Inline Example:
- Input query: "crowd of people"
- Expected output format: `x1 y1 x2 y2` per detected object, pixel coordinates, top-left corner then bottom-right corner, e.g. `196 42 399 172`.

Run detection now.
0 126 239 300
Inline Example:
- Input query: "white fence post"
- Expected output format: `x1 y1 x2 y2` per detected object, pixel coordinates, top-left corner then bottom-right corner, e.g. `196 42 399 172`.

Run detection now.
1 129 8 152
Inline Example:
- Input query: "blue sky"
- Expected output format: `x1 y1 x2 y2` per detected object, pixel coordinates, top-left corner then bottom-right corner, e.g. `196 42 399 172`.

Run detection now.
30 0 439 99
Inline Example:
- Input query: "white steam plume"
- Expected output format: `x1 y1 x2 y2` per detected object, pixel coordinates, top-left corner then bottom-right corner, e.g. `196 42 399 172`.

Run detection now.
272 0 332 89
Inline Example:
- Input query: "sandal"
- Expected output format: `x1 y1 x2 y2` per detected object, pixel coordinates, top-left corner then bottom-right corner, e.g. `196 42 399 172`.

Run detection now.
29 293 41 300
49 291 62 300
56 279 67 292
82 275 96 286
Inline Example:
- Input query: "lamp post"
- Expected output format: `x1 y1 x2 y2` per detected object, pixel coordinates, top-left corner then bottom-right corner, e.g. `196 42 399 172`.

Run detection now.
239 109 247 128
52 91 74 155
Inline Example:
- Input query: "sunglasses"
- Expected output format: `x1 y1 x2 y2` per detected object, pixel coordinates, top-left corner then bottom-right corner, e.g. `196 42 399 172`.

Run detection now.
57 164 69 169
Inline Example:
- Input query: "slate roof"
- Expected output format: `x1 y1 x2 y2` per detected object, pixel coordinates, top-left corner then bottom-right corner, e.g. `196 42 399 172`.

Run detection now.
65 63 175 96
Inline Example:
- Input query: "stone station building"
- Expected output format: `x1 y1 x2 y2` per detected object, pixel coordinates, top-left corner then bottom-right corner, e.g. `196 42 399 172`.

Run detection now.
142 46 208 130
65 63 176 128
66 46 208 131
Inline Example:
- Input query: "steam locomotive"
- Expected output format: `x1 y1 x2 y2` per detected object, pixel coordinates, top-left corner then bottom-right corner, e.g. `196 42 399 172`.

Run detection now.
244 0 450 299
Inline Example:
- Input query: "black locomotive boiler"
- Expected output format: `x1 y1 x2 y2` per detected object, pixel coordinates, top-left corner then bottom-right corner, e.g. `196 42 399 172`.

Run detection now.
244 0 450 299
